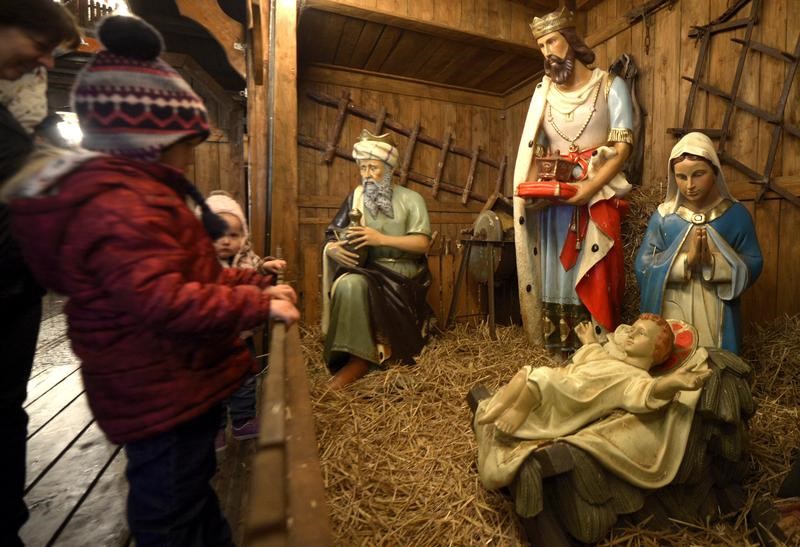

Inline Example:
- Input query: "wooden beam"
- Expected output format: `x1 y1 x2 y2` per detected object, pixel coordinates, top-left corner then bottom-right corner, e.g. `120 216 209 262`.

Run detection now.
503 74 541 108
729 176 800 201
175 0 245 78
302 64 505 109
271 0 300 278
583 0 672 49
249 0 266 85
584 14 630 48
575 0 603 11
244 322 332 545
299 0 540 59
297 135 489 204
247 1 269 258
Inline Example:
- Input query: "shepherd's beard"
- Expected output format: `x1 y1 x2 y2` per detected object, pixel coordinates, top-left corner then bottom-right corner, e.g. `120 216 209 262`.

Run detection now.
361 171 393 188
544 50 575 85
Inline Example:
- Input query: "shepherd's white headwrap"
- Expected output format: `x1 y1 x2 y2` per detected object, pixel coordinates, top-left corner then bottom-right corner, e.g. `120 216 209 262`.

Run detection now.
352 129 399 170
352 129 399 218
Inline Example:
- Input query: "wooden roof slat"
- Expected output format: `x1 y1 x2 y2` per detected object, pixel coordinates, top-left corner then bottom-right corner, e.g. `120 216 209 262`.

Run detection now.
363 26 404 71
334 18 366 65
300 1 540 58
379 30 437 76
348 21 385 68
415 39 467 82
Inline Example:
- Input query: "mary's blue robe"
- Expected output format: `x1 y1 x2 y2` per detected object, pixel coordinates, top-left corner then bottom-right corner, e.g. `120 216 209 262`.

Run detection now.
635 201 762 354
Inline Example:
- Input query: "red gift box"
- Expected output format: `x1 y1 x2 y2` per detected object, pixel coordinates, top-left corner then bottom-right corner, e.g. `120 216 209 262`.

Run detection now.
517 180 578 200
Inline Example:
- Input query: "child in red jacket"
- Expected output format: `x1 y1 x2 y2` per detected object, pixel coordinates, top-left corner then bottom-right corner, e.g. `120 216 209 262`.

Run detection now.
3 16 298 546
205 190 286 449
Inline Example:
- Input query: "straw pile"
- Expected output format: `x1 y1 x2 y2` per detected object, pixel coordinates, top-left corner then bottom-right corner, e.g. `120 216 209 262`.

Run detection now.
620 181 666 324
304 323 545 546
304 315 800 546
304 185 800 545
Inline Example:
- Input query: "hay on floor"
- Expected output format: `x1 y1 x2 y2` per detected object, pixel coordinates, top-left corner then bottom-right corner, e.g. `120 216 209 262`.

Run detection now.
304 185 799 545
303 314 800 546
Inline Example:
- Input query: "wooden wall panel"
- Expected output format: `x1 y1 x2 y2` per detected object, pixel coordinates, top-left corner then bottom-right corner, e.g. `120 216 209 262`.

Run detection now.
309 0 539 49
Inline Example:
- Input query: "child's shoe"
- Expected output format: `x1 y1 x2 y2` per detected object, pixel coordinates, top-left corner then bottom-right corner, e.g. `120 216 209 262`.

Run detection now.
215 428 227 452
232 419 259 441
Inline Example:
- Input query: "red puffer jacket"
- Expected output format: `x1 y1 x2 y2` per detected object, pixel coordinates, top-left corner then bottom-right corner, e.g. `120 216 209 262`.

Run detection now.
9 155 273 444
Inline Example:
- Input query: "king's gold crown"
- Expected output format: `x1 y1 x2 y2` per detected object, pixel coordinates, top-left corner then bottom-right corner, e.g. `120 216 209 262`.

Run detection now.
529 7 575 40
358 129 397 147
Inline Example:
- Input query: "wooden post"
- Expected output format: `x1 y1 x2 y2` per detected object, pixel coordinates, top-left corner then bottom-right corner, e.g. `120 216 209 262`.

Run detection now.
373 106 387 134
462 146 481 204
270 0 300 277
431 127 452 198
250 0 266 85
493 155 507 196
398 120 420 186
175 0 246 78
323 91 351 164
247 0 270 257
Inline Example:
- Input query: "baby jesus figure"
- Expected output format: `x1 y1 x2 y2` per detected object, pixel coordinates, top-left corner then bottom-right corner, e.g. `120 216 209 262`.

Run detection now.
478 313 712 437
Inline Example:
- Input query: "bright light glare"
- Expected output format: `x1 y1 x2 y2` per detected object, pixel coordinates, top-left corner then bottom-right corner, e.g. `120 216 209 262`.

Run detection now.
56 111 83 146
114 2 132 16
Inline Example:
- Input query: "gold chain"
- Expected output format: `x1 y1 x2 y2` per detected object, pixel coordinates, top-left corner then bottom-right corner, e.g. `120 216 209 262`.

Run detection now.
547 79 602 152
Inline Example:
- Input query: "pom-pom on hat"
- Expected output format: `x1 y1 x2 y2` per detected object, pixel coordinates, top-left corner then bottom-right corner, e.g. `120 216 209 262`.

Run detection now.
71 15 210 162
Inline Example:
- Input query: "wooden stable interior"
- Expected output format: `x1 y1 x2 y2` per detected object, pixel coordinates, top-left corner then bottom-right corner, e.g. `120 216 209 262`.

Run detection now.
25 0 800 544
57 0 798 335
241 0 800 334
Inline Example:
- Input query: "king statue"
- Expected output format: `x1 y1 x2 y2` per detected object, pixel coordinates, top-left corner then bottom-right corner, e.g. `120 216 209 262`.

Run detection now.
513 8 635 352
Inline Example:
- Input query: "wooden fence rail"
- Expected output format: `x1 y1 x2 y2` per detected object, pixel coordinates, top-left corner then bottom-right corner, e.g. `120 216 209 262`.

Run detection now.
244 323 332 546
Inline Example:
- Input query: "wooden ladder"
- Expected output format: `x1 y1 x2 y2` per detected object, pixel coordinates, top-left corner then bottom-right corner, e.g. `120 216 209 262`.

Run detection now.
669 0 800 208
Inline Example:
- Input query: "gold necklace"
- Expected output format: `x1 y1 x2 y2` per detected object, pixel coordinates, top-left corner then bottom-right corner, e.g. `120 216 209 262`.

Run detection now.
547 79 602 153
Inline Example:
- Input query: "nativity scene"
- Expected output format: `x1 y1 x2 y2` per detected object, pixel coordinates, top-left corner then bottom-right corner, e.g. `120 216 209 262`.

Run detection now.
3 0 799 546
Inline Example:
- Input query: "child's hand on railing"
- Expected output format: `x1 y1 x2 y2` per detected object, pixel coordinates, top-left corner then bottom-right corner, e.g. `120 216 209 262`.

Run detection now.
259 259 287 275
269 299 299 324
264 284 297 304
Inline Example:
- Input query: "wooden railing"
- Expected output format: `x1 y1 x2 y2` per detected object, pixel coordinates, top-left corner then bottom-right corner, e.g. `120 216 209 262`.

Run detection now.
61 0 117 27
244 322 332 546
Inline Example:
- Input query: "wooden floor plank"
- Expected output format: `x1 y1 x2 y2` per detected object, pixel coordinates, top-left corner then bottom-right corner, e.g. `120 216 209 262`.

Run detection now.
26 371 85 439
21 422 116 546
25 365 80 409
26 393 94 491
225 441 256 546
53 447 129 547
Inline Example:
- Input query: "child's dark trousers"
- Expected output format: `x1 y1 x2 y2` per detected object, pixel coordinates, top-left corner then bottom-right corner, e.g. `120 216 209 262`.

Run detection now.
124 406 234 546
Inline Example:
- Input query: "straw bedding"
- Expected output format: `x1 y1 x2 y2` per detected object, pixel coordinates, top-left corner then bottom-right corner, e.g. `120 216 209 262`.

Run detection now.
304 184 800 546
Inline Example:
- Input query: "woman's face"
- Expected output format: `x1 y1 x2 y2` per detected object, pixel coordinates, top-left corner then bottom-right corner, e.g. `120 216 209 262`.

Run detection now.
673 157 720 211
